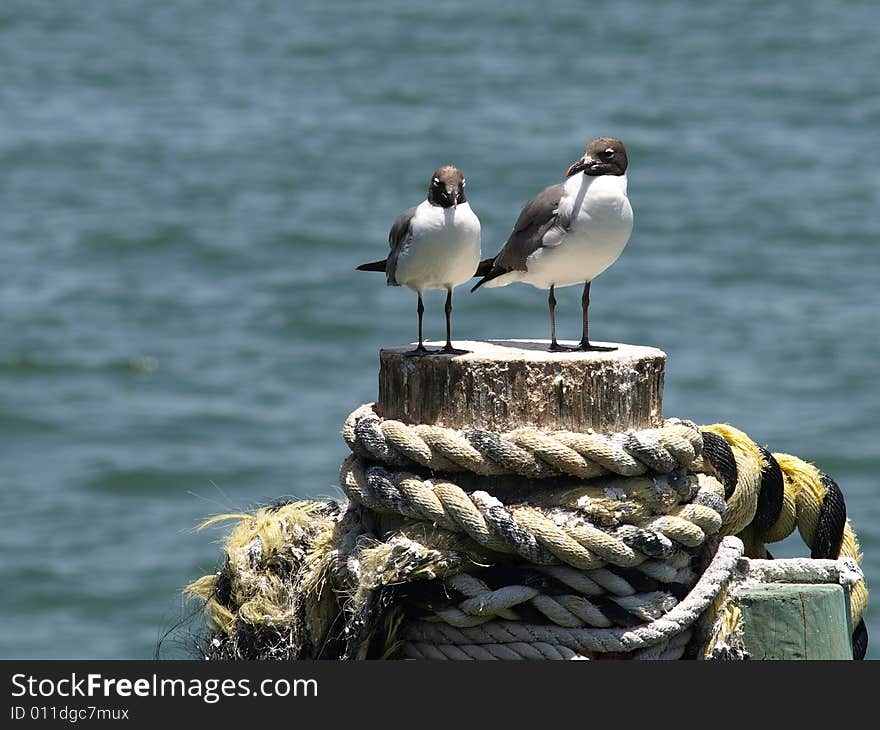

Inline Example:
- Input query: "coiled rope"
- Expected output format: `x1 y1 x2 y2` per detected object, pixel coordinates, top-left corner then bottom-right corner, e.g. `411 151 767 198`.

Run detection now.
187 403 868 660
342 403 703 479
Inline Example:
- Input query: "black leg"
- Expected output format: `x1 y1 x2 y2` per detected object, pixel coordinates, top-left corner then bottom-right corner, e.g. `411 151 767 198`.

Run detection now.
579 281 589 345
440 288 469 355
418 291 424 348
548 284 573 352
404 292 431 356
578 280 616 352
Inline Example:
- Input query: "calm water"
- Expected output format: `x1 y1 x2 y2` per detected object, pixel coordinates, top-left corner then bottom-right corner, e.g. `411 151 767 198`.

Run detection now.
1 1 878 658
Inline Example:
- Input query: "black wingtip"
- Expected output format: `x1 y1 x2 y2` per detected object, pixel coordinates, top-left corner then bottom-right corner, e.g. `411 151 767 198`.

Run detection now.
356 259 387 272
475 257 494 277
470 258 496 292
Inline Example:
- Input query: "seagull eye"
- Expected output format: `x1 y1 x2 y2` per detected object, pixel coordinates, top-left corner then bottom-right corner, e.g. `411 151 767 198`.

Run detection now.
461 179 466 187
433 178 441 186
602 148 615 159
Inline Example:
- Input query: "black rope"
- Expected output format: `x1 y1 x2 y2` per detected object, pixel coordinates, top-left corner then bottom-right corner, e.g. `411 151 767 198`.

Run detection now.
753 446 784 535
812 473 846 560
700 431 738 499
810 472 865 658
852 619 868 660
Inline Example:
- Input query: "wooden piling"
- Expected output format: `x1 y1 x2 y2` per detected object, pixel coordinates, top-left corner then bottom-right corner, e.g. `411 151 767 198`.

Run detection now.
377 340 665 433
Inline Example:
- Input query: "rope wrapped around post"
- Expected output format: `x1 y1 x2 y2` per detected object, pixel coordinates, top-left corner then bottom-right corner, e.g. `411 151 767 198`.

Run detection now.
342 403 703 479
186 402 869 660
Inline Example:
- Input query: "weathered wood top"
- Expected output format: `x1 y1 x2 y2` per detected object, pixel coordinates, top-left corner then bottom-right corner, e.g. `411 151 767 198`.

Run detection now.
377 340 666 433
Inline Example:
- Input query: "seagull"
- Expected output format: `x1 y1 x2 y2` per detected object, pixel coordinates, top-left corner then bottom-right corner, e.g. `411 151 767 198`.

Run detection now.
358 165 481 356
472 137 633 352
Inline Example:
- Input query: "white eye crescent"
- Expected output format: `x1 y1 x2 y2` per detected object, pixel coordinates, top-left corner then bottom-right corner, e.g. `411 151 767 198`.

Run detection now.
462 179 466 187
433 177 440 184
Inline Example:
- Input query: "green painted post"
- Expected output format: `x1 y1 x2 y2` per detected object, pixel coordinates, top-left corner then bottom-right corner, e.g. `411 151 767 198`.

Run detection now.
737 583 853 660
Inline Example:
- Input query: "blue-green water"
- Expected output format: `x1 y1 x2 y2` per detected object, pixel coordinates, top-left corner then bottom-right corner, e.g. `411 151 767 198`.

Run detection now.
1 1 878 658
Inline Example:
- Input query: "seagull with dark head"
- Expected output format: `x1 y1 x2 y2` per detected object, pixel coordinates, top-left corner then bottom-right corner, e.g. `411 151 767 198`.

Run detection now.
472 137 633 351
358 165 481 355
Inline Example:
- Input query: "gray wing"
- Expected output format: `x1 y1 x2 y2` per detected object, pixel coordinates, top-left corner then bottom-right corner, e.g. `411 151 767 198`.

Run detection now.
385 206 417 286
492 184 567 273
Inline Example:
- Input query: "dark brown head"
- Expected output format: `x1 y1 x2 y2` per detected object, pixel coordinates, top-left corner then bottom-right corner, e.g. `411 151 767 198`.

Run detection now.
566 137 628 177
427 165 467 208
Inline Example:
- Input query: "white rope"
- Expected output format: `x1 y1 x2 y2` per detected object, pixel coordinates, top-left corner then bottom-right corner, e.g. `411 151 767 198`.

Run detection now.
403 537 744 655
741 557 864 588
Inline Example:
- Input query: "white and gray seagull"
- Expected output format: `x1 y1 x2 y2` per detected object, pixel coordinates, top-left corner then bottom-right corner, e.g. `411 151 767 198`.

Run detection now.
358 165 481 356
472 137 633 351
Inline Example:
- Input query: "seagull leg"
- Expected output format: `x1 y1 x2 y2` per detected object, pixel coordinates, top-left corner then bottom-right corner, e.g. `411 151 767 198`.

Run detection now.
578 281 616 352
548 284 574 352
404 292 431 356
440 288 469 355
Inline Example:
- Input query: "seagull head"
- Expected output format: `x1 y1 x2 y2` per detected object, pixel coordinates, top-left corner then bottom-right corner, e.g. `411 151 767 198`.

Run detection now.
566 137 628 177
428 165 467 208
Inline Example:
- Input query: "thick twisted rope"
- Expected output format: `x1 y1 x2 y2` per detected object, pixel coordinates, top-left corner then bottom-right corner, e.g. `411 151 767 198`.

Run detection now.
343 403 703 479
340 405 869 657
400 537 743 656
340 456 726 571
399 628 695 660
693 432 868 648
427 568 690 629
188 402 869 660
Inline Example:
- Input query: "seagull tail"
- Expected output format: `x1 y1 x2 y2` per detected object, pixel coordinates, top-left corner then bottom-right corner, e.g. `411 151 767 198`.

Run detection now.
474 257 494 277
471 258 508 292
356 259 387 272
470 258 497 292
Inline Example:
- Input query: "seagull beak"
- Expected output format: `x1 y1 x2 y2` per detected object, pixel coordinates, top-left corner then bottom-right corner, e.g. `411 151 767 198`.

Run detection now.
449 188 459 207
566 156 591 177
